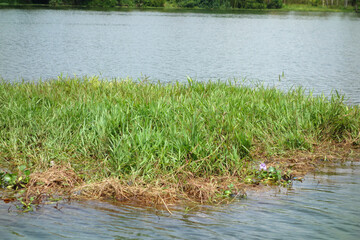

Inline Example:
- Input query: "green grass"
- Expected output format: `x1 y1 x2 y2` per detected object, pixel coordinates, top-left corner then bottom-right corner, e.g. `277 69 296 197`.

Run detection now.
281 4 355 12
0 76 359 184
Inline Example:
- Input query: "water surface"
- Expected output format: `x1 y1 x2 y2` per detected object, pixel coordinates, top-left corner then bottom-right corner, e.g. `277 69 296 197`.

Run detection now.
0 9 359 103
1 9 360 239
1 161 360 239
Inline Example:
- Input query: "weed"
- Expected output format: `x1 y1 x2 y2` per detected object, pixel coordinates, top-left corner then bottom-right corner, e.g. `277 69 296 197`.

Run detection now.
0 76 359 204
0 165 31 190
16 196 36 213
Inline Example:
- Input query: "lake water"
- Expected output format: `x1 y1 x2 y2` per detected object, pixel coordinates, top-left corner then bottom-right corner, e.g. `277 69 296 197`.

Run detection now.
0 9 359 103
1 8 360 239
1 161 360 239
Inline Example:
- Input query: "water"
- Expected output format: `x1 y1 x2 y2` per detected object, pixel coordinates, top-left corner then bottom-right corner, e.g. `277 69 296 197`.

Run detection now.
1 161 360 239
0 9 359 103
1 9 360 239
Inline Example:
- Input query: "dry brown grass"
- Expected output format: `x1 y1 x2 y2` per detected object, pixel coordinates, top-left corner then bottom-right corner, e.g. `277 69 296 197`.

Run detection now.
19 141 360 207
256 140 360 175
24 164 83 203
74 175 249 209
75 177 179 205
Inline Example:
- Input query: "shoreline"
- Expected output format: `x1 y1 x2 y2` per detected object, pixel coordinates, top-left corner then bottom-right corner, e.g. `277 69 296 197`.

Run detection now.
0 3 357 13
1 76 360 209
2 147 359 210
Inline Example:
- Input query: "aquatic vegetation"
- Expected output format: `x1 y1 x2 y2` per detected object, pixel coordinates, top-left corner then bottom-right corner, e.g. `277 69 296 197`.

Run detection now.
220 183 246 200
16 196 36 213
257 166 282 183
0 165 30 190
245 164 294 186
0 165 35 212
259 163 267 171
0 76 359 205
223 183 234 196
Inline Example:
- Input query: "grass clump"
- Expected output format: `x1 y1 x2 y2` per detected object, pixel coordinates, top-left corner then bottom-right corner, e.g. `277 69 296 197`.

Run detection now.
0 76 359 204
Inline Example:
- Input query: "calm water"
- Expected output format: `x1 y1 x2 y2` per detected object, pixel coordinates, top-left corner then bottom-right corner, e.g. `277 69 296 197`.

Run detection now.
1 161 360 239
0 9 359 103
1 9 360 239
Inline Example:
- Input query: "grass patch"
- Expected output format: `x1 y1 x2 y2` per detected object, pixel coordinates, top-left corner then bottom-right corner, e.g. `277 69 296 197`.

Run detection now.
1 76 359 205
281 4 355 12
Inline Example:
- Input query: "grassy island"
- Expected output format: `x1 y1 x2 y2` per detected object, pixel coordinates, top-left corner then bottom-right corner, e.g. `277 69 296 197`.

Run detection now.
1 76 359 208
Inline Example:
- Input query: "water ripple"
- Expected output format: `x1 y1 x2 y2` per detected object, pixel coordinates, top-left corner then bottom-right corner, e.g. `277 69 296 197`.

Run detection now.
0 10 359 104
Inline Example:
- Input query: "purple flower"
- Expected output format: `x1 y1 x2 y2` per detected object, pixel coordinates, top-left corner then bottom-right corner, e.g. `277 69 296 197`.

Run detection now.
259 163 267 171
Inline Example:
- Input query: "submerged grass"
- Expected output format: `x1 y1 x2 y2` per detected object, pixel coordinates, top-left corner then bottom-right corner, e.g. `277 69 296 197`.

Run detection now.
1 76 359 204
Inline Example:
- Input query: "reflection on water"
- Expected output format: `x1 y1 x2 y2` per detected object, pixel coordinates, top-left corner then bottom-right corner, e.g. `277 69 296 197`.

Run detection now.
0 10 359 104
1 162 360 239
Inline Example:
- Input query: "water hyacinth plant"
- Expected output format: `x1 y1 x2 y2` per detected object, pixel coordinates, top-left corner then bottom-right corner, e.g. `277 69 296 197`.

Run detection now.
259 163 267 171
0 165 31 190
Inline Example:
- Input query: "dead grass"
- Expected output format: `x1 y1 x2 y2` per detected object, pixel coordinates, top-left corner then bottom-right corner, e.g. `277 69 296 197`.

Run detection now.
24 165 83 203
76 177 179 205
19 141 360 207
256 140 360 175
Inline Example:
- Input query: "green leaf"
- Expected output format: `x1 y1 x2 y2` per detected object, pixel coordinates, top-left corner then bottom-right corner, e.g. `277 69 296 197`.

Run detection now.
24 170 31 176
18 165 26 172
18 189 26 194
224 190 231 195
4 174 12 182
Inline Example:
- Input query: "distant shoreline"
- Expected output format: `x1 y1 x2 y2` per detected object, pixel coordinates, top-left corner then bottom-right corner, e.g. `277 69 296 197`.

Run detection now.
0 3 356 13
